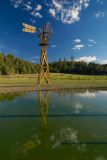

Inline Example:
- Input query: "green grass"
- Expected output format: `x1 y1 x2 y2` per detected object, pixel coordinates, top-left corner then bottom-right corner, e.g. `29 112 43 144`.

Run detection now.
0 73 107 88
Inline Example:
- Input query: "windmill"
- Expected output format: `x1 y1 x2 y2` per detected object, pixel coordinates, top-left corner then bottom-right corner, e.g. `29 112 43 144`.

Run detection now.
22 22 52 85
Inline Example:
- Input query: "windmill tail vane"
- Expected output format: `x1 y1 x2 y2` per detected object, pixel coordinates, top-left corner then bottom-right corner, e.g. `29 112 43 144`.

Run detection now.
22 23 37 33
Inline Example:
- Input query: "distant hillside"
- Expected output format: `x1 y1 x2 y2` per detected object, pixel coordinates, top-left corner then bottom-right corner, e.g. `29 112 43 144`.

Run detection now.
0 53 37 75
0 53 107 75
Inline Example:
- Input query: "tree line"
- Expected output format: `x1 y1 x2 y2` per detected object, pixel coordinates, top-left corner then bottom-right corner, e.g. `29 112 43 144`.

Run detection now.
0 53 107 75
49 59 107 75
0 53 37 75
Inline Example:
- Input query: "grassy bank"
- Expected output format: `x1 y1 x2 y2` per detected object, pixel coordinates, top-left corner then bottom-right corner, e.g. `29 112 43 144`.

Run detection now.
0 74 107 89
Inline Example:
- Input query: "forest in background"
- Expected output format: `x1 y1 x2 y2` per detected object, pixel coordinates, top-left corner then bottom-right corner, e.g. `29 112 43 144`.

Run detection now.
49 58 107 75
0 53 107 75
0 53 37 75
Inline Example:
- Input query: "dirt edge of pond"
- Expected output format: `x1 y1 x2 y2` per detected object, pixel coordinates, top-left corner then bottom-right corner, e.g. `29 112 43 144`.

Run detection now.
0 85 107 94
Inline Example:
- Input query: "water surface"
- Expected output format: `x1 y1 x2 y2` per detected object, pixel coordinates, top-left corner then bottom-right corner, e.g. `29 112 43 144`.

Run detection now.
0 90 107 160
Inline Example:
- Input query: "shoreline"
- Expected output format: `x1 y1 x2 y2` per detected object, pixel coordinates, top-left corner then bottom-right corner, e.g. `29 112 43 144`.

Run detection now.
0 85 107 94
0 74 107 94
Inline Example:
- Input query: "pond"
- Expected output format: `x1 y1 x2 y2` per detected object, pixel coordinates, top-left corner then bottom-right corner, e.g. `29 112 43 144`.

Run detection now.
0 90 107 160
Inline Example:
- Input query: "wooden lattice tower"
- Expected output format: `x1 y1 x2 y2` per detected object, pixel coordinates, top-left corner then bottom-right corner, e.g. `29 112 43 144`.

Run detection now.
38 24 52 85
22 23 52 86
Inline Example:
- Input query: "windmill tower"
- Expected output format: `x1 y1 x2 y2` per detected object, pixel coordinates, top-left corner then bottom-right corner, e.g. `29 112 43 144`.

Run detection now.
38 24 52 85
22 23 52 86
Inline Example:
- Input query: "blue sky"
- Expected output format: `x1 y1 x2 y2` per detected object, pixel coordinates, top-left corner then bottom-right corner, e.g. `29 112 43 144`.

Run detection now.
0 0 107 64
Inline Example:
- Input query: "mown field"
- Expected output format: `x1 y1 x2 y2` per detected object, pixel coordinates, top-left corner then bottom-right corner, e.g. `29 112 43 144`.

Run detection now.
0 73 107 88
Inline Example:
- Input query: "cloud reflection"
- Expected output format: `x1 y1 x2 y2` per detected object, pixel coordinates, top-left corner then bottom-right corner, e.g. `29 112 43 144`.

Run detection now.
74 103 83 114
96 156 106 160
77 91 96 98
51 127 78 149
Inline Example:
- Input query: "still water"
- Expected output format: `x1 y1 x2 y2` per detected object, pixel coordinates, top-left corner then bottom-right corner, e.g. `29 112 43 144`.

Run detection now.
0 90 107 160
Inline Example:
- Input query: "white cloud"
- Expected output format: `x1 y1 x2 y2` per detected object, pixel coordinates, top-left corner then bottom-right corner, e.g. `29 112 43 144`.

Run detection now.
49 8 56 17
73 38 97 50
35 5 42 11
31 56 39 63
88 38 97 47
52 0 62 10
80 0 90 8
23 3 32 11
74 38 81 43
30 5 42 18
100 59 107 64
61 7 80 24
94 11 105 19
50 0 90 24
10 0 90 24
51 45 56 48
10 0 23 8
88 39 97 44
73 44 84 50
73 38 84 50
75 56 97 63
31 12 42 18
10 0 43 19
